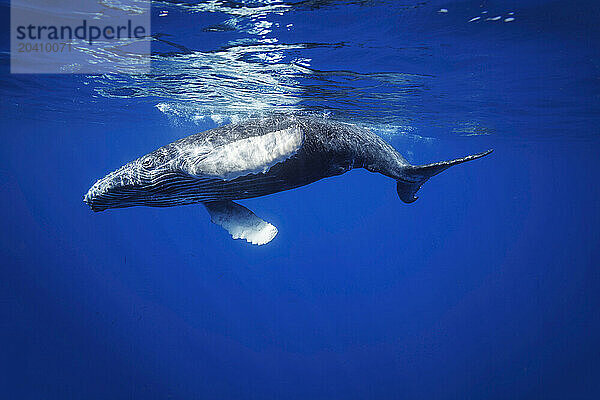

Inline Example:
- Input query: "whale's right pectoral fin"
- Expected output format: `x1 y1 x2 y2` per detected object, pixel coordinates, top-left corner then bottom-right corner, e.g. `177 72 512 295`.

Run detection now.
203 200 278 245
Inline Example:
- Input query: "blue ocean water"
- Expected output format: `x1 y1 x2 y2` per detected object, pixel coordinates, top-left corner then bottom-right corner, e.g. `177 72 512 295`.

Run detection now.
1 0 599 399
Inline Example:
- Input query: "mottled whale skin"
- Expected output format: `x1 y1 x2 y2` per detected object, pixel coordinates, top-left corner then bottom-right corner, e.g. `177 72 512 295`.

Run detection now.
84 116 491 245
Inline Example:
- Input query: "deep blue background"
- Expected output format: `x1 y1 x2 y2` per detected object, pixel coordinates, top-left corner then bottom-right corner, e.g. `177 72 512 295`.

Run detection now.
1 1 599 399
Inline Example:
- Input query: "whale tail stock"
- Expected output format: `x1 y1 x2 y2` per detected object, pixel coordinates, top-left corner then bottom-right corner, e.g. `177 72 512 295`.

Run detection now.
396 149 493 204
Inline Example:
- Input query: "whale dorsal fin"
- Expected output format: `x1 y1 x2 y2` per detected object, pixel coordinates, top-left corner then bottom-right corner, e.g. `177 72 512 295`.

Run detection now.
203 200 278 245
397 149 493 203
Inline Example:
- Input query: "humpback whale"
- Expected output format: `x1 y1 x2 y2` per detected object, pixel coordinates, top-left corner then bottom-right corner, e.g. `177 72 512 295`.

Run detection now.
84 116 492 245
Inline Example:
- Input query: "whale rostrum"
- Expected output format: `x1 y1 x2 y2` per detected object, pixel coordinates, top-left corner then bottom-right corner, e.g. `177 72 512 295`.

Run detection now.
84 116 492 245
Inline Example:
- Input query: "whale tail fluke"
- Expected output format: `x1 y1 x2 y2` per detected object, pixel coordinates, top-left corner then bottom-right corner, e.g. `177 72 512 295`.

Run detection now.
396 149 493 204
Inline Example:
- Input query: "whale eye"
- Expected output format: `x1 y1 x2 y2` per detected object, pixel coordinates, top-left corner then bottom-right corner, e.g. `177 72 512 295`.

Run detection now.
141 156 154 169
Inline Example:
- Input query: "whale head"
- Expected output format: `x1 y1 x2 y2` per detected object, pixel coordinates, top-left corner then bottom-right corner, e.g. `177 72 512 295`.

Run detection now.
83 148 193 211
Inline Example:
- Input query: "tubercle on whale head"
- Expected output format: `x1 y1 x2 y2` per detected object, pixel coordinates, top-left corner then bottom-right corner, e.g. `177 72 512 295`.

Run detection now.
83 160 144 212
83 151 172 211
84 142 210 212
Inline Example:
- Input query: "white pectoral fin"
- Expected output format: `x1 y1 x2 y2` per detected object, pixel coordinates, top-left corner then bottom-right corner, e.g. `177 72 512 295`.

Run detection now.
204 201 278 245
186 126 303 180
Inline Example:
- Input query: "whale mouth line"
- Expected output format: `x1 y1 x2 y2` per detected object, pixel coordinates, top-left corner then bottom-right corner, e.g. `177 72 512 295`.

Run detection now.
83 167 223 212
84 185 147 212
83 183 204 211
